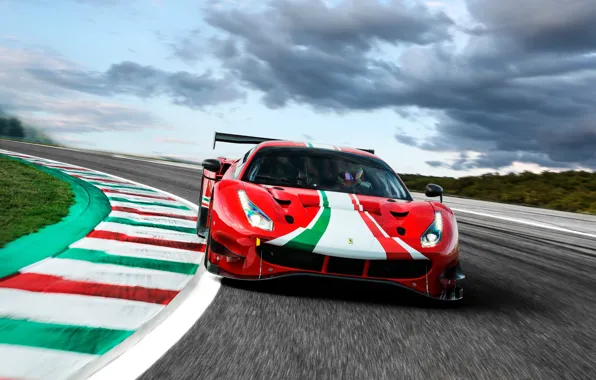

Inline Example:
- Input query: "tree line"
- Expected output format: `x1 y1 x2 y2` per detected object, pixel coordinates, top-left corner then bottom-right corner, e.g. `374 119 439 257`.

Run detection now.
0 116 26 139
400 171 596 215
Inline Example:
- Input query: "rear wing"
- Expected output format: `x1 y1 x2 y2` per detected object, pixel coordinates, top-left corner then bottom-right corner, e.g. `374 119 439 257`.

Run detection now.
212 131 375 154
213 132 278 149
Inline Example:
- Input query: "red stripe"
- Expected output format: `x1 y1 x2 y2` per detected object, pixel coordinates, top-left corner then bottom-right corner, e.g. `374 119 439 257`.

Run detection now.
348 194 362 211
68 174 129 184
87 230 205 251
102 188 175 201
358 212 412 259
111 206 198 221
0 273 178 305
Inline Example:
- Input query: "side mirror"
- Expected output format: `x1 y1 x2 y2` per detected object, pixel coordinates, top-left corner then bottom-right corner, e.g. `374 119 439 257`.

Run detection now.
425 183 443 203
202 158 222 173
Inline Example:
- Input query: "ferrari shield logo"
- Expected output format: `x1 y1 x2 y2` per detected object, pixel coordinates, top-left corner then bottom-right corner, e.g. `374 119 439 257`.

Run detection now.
348 238 353 244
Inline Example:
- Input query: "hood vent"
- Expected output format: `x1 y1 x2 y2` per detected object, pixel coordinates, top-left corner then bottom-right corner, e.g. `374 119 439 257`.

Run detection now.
390 210 409 217
275 198 291 206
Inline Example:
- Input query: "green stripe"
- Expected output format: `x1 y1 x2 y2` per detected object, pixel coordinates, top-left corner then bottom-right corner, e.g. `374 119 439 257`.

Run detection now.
105 216 195 234
0 317 133 355
306 142 313 148
60 248 199 274
88 181 158 192
283 191 330 252
107 196 190 210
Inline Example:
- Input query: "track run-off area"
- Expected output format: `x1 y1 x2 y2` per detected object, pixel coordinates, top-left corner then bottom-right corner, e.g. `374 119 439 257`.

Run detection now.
1 139 595 380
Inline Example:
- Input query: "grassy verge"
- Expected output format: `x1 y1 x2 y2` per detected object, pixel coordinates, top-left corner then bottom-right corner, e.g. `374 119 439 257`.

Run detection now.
400 171 596 215
0 156 74 248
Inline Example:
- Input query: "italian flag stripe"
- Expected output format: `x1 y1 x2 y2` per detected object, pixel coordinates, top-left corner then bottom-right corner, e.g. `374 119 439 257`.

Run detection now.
0 151 208 378
279 191 330 252
111 206 198 221
107 196 191 210
71 238 202 264
60 248 199 275
0 272 179 305
65 170 109 177
101 188 174 200
69 175 129 184
104 216 195 234
88 181 159 192
87 230 205 251
20 258 191 291
0 317 133 355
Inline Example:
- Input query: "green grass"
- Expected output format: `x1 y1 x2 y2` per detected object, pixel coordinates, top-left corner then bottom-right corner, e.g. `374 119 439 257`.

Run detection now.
400 170 596 215
0 156 74 248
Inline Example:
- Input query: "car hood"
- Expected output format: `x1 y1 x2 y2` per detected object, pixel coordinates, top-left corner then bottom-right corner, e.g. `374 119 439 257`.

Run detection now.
248 184 436 260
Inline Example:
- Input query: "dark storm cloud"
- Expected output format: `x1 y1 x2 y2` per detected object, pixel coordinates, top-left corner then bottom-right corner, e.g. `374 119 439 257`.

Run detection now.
28 61 243 108
202 0 454 109
196 0 596 170
466 0 596 53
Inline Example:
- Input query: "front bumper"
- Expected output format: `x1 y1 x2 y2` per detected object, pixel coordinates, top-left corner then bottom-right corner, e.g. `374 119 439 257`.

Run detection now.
205 246 466 302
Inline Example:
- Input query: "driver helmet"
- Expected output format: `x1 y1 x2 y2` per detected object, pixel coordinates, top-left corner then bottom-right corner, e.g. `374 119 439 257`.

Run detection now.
339 166 364 187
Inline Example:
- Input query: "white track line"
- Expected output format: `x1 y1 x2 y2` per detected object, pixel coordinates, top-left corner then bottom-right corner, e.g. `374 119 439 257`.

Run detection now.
0 148 223 380
451 207 596 239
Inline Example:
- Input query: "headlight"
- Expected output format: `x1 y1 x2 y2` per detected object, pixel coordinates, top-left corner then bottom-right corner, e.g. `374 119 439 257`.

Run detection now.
421 211 443 248
238 190 274 231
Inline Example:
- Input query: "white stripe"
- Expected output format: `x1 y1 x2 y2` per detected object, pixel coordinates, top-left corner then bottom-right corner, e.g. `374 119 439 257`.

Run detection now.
314 193 386 259
326 191 358 210
0 344 97 380
106 193 183 207
94 222 199 243
71 238 203 264
96 186 162 196
109 201 196 216
108 211 197 229
0 288 164 330
22 258 192 291
77 175 131 183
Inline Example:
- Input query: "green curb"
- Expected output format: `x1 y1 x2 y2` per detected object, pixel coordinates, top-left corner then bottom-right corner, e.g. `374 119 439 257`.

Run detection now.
0 155 111 278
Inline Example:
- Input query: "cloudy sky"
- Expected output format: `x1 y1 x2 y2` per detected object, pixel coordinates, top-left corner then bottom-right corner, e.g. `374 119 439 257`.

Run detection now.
1 0 595 176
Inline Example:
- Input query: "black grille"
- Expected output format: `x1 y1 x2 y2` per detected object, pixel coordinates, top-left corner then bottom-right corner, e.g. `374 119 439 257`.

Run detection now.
327 256 365 276
259 246 324 271
368 260 430 279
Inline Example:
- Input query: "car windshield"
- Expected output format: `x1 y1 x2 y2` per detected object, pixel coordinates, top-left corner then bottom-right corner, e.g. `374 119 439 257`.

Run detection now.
242 147 411 199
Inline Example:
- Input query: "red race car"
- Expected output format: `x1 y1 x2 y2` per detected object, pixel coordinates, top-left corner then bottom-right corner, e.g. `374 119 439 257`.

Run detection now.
197 132 465 301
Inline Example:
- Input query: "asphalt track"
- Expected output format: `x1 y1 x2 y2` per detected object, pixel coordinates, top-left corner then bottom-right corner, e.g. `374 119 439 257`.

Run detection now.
2 139 595 380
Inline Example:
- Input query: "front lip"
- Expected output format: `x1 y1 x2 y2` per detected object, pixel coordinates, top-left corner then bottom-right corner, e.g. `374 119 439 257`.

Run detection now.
205 259 465 302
